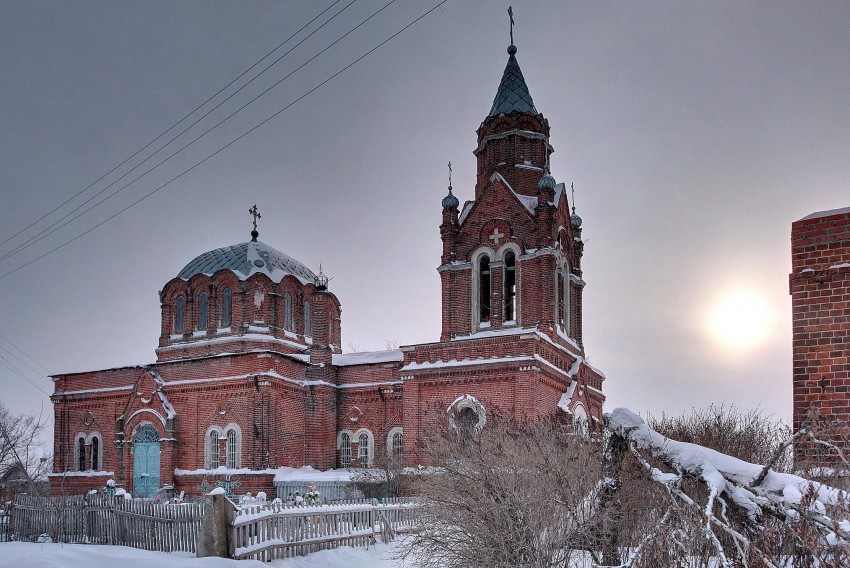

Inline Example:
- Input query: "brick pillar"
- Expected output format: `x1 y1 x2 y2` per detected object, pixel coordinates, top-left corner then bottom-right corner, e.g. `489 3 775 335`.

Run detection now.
790 207 850 465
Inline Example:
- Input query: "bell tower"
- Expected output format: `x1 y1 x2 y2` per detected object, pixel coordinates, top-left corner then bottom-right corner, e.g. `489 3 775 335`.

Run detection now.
438 41 586 349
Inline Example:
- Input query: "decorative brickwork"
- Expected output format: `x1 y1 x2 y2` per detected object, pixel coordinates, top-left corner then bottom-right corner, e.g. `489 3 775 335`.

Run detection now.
791 207 850 464
50 43 606 497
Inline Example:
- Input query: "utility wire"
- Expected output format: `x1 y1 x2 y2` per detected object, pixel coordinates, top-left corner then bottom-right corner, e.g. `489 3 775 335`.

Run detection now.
0 341 51 380
0 353 51 397
0 0 449 281
0 0 399 266
0 0 347 256
0 332 52 375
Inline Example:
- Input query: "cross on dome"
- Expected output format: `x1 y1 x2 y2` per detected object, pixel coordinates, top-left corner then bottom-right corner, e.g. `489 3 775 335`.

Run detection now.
249 204 261 241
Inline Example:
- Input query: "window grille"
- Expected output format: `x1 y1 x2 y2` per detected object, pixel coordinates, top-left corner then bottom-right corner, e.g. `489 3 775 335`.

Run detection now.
134 424 159 443
222 288 232 327
392 432 403 460
226 429 238 468
358 433 369 466
198 292 208 330
208 430 220 469
340 434 351 468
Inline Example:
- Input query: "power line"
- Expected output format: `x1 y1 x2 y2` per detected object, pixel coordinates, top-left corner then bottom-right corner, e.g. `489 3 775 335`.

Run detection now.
0 332 52 375
0 0 376 266
0 352 51 397
0 0 348 256
0 341 51 379
0 0 413 270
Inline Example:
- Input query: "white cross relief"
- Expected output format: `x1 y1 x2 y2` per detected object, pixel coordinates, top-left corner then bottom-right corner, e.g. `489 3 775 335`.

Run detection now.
489 228 505 245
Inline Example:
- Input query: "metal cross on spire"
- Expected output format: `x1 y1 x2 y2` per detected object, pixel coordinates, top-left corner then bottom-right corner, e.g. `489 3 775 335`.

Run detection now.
249 204 261 241
571 183 576 214
448 161 453 188
508 6 515 45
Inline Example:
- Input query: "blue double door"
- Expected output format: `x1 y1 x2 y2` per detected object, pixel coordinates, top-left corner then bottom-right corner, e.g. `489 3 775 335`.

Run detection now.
132 424 160 498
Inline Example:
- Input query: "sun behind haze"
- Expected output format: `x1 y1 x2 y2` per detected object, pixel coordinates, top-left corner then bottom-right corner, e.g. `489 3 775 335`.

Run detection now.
709 290 775 350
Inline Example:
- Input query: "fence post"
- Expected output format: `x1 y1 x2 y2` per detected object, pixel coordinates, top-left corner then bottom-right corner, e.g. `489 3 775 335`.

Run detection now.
196 494 236 558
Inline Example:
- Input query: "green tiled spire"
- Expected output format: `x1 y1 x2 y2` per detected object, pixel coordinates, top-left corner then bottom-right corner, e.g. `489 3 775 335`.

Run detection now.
488 45 538 117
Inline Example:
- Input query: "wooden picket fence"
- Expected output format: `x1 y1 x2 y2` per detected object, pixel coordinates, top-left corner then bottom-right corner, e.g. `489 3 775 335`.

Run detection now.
11 493 204 552
232 498 421 561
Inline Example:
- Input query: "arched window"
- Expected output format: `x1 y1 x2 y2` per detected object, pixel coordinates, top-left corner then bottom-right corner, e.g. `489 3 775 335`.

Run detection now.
77 436 86 471
304 301 312 337
503 251 516 322
90 436 100 471
198 292 208 330
392 432 403 461
222 288 232 327
557 272 566 327
175 296 185 332
479 256 491 324
207 430 220 469
573 404 589 440
358 433 369 467
339 433 351 468
284 292 293 331
226 428 240 469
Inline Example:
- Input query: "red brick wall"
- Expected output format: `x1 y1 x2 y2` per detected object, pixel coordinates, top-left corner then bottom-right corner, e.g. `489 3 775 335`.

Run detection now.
791 208 850 463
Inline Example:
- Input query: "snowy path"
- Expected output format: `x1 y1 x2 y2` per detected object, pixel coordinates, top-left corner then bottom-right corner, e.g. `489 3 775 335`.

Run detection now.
0 542 411 568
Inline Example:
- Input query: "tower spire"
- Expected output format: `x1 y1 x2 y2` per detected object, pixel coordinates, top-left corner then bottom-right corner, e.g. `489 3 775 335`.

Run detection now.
249 204 261 241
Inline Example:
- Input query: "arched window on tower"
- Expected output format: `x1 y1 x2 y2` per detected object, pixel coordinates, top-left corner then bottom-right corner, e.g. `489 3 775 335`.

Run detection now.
339 433 351 468
392 432 403 461
284 292 293 331
198 292 208 330
557 272 566 327
222 288 232 327
504 251 516 322
479 256 491 325
304 301 312 337
175 296 185 333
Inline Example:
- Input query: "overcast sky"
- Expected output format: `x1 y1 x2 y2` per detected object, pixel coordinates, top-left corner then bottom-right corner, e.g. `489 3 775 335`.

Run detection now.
1 1 849 449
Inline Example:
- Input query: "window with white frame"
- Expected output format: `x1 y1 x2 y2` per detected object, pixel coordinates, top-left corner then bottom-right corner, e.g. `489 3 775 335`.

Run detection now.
479 256 491 324
339 433 351 468
207 429 220 469
226 428 240 468
358 433 369 466
503 251 517 322
392 432 403 461
76 435 86 471
89 433 102 470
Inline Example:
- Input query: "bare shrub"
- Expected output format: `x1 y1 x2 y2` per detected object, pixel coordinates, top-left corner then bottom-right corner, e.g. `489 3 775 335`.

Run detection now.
402 414 604 568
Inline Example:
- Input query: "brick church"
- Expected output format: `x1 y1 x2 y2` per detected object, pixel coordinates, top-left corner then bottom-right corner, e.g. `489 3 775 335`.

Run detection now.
50 42 606 498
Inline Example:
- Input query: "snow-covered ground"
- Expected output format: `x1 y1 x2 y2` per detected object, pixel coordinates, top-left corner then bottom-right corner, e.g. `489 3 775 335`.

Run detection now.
0 541 410 568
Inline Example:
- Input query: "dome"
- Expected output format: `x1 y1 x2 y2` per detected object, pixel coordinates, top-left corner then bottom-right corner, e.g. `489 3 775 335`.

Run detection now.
177 240 317 284
538 173 556 191
442 187 459 210
571 213 583 228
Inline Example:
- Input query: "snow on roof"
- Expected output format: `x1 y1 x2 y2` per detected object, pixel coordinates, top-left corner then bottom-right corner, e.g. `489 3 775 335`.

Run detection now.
177 240 317 284
332 349 404 366
450 326 536 341
401 355 534 372
799 206 850 221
